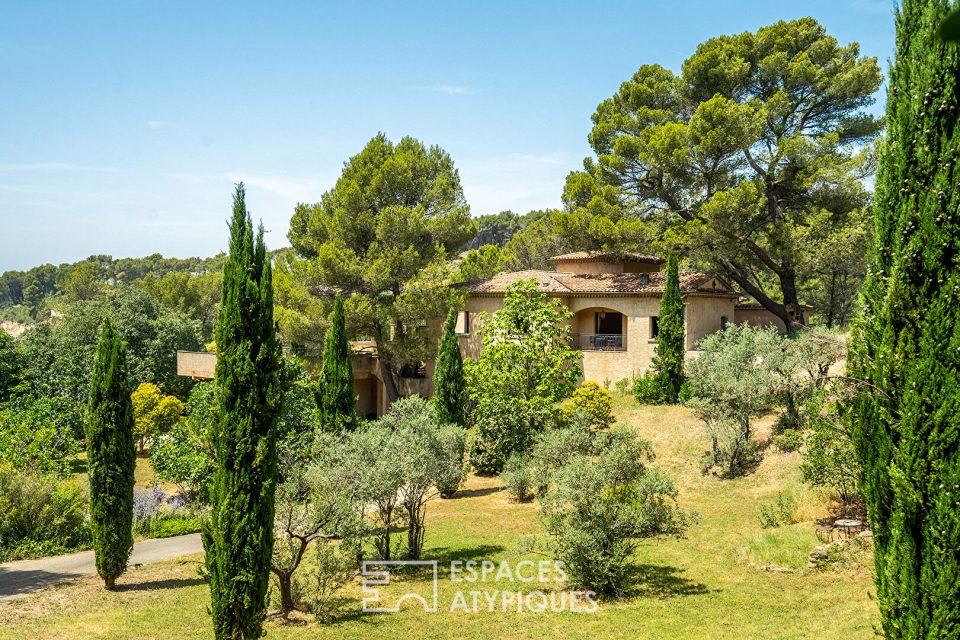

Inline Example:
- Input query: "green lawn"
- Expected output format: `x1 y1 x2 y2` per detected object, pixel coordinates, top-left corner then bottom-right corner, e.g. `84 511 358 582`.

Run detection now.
0 398 878 639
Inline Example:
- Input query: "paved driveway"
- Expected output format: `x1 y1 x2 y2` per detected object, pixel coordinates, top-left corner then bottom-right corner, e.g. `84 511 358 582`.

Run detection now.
0 533 203 603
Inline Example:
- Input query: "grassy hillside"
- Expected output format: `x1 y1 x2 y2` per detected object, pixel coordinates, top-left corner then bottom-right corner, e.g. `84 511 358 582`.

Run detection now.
0 399 877 639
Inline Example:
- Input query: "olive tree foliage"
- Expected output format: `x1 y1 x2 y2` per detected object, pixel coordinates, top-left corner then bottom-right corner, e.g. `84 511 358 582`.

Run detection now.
565 18 882 329
687 324 845 477
374 396 466 559
286 134 475 400
307 397 465 564
685 325 783 477
524 418 691 596
466 279 582 472
270 433 362 617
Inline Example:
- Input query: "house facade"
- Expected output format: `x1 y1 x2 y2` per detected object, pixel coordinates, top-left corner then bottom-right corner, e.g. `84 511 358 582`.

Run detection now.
455 251 792 385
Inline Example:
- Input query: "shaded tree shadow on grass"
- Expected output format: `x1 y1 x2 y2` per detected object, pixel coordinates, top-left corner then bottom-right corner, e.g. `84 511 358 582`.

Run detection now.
115 577 205 592
423 544 506 570
362 545 507 580
446 486 503 499
620 563 712 599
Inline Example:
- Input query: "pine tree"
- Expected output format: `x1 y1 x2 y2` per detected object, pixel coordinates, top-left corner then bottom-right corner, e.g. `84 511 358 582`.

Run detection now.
86 317 135 590
652 251 685 403
203 184 284 640
434 308 467 427
317 294 356 432
849 1 960 636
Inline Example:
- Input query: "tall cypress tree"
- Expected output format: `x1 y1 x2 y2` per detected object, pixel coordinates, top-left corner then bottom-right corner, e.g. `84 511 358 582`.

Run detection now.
434 308 467 427
849 1 960 636
86 317 135 590
317 294 356 431
652 251 685 403
203 184 284 640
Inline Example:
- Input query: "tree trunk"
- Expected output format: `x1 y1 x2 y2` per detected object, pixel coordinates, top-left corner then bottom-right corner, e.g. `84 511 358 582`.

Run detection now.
714 255 804 331
407 508 425 560
277 572 295 615
778 269 805 332
379 360 401 404
104 576 116 590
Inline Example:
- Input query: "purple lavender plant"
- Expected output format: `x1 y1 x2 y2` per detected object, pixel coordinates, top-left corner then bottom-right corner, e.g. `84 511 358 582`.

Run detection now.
132 485 166 535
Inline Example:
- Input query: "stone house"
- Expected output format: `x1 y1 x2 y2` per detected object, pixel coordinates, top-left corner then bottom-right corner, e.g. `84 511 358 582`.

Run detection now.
454 251 796 385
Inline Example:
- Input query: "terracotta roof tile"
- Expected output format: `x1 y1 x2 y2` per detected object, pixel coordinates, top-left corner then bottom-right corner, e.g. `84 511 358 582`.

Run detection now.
464 270 737 296
549 250 663 263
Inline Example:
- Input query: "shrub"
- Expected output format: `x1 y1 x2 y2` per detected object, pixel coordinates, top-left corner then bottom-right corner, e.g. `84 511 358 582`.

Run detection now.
771 429 804 453
384 397 467 559
0 464 89 561
800 386 861 510
149 382 216 502
502 454 535 502
614 378 632 396
0 396 81 475
304 543 354 622
758 491 798 529
632 372 663 404
685 324 784 478
566 381 615 430
151 517 203 538
535 426 691 596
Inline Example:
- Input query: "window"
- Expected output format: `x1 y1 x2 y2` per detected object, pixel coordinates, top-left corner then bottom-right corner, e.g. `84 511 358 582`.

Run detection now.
650 316 659 340
456 311 470 335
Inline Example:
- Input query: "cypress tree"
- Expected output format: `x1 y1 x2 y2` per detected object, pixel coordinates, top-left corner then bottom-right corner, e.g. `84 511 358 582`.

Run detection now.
652 251 685 403
203 184 284 640
849 1 960 636
317 294 356 432
434 308 467 427
86 317 135 590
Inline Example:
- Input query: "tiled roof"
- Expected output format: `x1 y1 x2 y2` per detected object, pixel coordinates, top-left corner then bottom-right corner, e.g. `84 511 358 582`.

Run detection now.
735 301 813 310
463 270 737 296
550 250 663 264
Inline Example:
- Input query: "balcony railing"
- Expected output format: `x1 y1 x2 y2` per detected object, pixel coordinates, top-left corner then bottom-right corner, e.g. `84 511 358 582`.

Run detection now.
573 333 625 351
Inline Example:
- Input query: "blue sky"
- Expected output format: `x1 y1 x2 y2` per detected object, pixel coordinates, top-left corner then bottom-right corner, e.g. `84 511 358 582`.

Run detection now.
0 0 895 271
